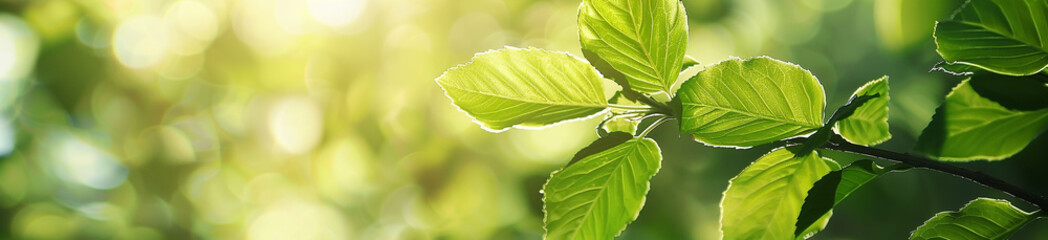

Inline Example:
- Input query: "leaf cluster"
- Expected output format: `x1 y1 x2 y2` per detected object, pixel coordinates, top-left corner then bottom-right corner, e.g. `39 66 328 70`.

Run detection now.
435 0 1048 239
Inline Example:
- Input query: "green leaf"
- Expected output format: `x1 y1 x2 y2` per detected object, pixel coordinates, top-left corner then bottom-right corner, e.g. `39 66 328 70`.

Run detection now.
967 72 1048 111
835 77 892 146
796 212 832 240
578 0 688 94
721 147 839 240
795 160 908 238
679 57 826 148
436 47 608 132
797 94 879 156
911 198 1037 240
933 0 1048 76
916 78 1048 161
543 137 662 239
601 92 644 135
602 116 640 135
681 55 700 72
567 132 634 166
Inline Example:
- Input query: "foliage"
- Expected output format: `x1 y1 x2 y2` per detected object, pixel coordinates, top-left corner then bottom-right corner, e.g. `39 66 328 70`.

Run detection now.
437 0 1048 239
911 198 1039 240
436 47 609 132
933 0 1048 76
543 136 661 240
719 147 837 240
678 57 825 148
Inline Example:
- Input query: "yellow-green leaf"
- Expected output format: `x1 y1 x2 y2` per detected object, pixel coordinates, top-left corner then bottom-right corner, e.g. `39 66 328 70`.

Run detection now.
578 0 688 94
436 47 608 132
916 77 1048 161
934 0 1048 76
911 198 1037 240
679 57 826 148
543 137 661 240
835 76 892 146
721 148 839 240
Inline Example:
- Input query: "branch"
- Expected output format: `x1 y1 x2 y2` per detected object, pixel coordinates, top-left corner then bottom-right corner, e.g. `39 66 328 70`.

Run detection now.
788 137 1048 211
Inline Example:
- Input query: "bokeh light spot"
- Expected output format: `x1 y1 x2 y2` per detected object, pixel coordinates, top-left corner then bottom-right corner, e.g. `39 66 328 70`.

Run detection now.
248 199 350 240
113 15 170 69
268 97 323 154
308 0 365 28
234 0 299 55
50 133 129 190
165 0 219 42
165 0 221 55
0 118 13 157
0 14 39 81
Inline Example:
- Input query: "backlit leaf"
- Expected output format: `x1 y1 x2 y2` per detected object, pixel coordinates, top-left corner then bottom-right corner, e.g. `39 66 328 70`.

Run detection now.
911 198 1037 240
835 77 892 146
795 160 907 238
436 47 608 132
933 0 1048 76
578 0 688 94
721 147 839 240
543 137 662 239
679 57 826 148
916 78 1048 161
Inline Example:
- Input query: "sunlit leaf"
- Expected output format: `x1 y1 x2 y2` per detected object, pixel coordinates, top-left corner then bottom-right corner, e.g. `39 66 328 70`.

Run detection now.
681 55 700 72
567 131 633 166
544 137 661 239
721 147 839 240
933 0 1048 76
679 57 826 148
601 116 639 135
835 77 891 146
795 160 907 238
797 94 878 156
796 212 832 240
436 47 608 132
578 0 688 94
911 198 1038 240
916 78 1048 161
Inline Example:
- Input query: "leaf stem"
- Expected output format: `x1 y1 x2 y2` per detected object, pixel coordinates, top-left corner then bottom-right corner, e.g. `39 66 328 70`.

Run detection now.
633 94 674 115
609 104 652 111
789 137 1048 211
638 117 672 138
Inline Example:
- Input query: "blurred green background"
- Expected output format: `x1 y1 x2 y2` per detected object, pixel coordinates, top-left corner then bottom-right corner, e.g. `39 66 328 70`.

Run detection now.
0 0 1045 239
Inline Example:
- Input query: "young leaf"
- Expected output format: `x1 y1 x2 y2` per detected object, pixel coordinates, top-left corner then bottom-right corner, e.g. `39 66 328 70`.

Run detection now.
910 198 1038 240
602 116 640 135
795 160 908 238
721 147 839 240
797 94 878 156
916 78 1048 161
835 77 892 146
681 55 700 72
933 0 1048 76
578 0 688 94
543 137 662 240
679 57 826 148
436 47 608 132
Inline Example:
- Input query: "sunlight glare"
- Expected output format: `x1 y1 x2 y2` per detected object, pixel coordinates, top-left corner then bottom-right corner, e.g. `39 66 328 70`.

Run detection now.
113 15 170 69
52 134 129 190
268 97 323 154
308 0 365 28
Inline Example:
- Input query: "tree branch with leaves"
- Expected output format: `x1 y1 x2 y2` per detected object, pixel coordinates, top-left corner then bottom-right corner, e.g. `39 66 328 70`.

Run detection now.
435 0 1048 239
